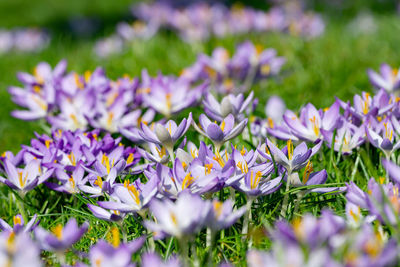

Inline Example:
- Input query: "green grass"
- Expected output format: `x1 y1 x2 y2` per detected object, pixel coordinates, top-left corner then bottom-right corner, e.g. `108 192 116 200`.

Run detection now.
0 1 400 265
1 1 399 152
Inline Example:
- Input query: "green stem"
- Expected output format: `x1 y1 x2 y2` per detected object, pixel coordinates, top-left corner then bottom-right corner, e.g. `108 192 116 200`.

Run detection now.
280 171 292 218
15 192 28 223
241 197 253 243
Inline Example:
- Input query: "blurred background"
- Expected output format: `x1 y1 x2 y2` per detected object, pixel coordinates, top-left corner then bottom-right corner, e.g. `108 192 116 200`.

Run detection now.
0 0 399 151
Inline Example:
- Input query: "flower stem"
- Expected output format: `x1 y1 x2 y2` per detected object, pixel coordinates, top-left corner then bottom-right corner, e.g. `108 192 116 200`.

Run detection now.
15 192 28 223
179 237 190 266
242 197 253 245
293 191 305 215
280 172 292 218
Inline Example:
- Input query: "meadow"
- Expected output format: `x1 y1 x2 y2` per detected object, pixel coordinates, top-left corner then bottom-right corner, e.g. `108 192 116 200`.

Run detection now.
0 0 400 266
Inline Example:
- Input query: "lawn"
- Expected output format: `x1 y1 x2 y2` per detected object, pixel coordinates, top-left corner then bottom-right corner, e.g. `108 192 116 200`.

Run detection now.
1 1 400 266
1 0 399 152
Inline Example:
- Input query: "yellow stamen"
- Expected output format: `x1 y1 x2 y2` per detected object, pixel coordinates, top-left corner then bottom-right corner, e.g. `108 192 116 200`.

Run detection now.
74 73 84 89
84 70 91 83
69 176 76 189
68 152 76 166
213 150 225 167
51 224 63 240
156 146 166 158
236 161 249 174
182 173 195 190
166 93 172 110
170 212 178 225
267 117 274 128
124 182 141 205
107 112 114 128
213 201 223 218
240 146 246 156
309 116 320 137
205 163 213 175
126 153 134 165
220 120 226 131
250 171 263 189
94 176 103 189
69 114 80 128
182 161 187 169
45 140 51 149
287 140 293 160
362 93 370 115
260 64 271 75
13 216 21 226
18 171 28 188
31 95 47 111
190 148 198 158
302 161 313 184
110 227 120 248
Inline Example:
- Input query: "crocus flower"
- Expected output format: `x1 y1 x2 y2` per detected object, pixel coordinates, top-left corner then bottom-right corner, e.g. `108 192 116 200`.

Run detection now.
0 231 43 267
0 214 39 233
321 121 365 155
265 95 286 126
206 199 247 231
87 204 125 222
97 176 159 214
139 113 192 158
284 102 340 142
84 231 145 267
368 63 400 93
144 191 211 239
0 158 53 194
34 218 88 252
141 75 204 117
365 119 400 159
142 252 182 267
192 114 247 150
46 164 87 194
382 158 400 184
231 167 283 197
262 139 321 174
203 91 254 122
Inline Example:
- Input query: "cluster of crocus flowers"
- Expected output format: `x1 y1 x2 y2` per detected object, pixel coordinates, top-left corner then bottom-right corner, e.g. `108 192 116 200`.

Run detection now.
132 2 324 43
247 210 397 267
181 41 286 94
256 88 400 160
10 41 284 133
0 27 49 54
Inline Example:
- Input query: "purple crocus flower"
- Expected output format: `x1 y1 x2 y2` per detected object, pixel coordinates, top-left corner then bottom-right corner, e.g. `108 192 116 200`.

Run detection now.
97 176 159 214
144 191 211 239
141 75 204 117
142 252 182 267
0 214 39 234
206 199 247 231
365 118 400 158
0 158 53 194
0 231 43 267
368 63 400 93
321 120 365 155
192 114 247 150
261 139 321 174
139 113 192 159
283 102 340 142
265 95 286 126
203 91 254 122
34 218 88 252
85 234 145 267
119 109 156 142
382 158 400 184
46 164 87 194
87 204 125 222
